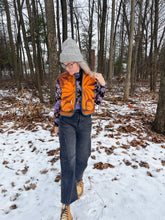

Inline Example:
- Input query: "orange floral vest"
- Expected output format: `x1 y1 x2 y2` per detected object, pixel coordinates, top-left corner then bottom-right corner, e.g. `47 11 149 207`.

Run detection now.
58 72 95 116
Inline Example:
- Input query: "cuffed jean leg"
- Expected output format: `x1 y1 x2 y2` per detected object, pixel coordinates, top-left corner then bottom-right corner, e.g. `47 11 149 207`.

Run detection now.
59 118 78 205
76 115 92 182
59 113 92 205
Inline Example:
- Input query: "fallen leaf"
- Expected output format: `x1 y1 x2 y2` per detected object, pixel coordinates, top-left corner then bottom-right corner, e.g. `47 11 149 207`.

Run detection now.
1 189 7 193
91 155 96 160
21 166 29 174
55 173 61 182
139 161 150 169
10 204 17 210
147 171 153 177
123 160 132 166
131 165 138 169
3 161 9 165
93 162 115 170
161 160 165 166
40 170 48 174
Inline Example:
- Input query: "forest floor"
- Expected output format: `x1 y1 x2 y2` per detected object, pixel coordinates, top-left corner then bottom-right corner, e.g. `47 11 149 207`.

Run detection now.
0 79 165 220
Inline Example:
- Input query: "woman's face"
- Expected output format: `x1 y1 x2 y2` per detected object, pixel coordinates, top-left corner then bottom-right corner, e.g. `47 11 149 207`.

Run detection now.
62 62 80 75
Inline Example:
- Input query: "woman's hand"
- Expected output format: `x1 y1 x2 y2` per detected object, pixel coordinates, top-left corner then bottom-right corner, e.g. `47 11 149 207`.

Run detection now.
94 73 106 86
54 126 59 136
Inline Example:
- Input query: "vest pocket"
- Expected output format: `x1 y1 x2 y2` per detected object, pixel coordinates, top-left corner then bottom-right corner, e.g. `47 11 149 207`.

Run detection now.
61 100 73 112
85 100 94 111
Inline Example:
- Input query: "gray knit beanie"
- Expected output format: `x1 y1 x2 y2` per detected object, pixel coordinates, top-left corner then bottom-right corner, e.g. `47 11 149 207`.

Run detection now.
60 38 84 63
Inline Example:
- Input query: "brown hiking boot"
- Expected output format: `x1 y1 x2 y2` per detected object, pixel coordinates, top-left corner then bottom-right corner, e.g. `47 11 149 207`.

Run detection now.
76 179 83 199
60 204 73 220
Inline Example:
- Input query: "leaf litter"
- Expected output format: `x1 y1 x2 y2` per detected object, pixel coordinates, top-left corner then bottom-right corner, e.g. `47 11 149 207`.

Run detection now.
0 84 165 220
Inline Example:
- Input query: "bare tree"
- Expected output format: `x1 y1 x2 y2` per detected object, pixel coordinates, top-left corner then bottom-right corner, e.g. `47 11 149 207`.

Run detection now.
108 0 115 88
69 0 74 39
152 0 159 92
61 0 67 42
56 0 62 53
17 0 35 83
4 0 21 91
97 0 107 74
26 0 43 102
44 0 59 103
123 0 135 100
88 0 95 69
152 44 165 134
130 0 143 96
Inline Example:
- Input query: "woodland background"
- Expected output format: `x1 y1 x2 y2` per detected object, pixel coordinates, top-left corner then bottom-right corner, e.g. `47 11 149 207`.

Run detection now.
0 0 165 134
0 1 165 219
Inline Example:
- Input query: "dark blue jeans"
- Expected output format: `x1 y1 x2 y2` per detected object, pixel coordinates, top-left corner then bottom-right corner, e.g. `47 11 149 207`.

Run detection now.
59 111 92 205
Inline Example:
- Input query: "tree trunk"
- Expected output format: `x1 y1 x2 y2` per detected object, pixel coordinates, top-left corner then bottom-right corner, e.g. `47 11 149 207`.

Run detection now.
74 12 81 51
97 0 107 74
4 0 21 91
118 3 125 75
97 0 101 59
14 0 23 79
149 1 154 90
123 0 135 101
44 0 59 104
130 0 143 96
61 0 67 42
152 46 165 134
152 0 159 92
88 0 95 69
108 0 115 88
26 0 43 102
69 0 74 39
17 0 35 83
32 0 44 83
56 0 61 53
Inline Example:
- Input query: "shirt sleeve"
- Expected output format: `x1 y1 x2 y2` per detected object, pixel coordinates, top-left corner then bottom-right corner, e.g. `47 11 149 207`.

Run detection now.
54 77 61 127
94 81 106 105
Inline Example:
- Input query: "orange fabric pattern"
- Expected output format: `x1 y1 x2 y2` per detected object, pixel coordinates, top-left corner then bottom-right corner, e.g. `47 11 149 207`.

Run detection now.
58 72 95 116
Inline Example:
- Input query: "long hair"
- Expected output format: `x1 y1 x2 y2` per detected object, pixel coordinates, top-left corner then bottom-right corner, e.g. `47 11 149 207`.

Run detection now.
78 61 94 78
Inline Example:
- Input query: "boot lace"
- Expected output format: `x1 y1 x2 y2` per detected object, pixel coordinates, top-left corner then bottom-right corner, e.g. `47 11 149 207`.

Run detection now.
61 205 69 220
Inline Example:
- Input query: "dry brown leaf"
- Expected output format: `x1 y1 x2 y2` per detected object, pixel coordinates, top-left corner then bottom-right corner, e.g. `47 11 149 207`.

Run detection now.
11 182 15 187
3 161 9 165
91 155 96 160
122 151 128 154
50 168 57 171
139 161 150 169
156 168 163 172
55 173 61 182
24 183 36 191
131 165 138 169
112 177 118 181
147 171 153 177
21 166 29 174
161 160 165 166
1 189 7 193
47 149 59 156
117 125 137 133
123 159 132 166
40 170 48 174
93 162 115 170
10 204 17 210
49 156 60 165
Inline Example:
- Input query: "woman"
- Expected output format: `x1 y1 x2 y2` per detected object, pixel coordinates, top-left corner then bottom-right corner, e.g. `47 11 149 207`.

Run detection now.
54 38 106 220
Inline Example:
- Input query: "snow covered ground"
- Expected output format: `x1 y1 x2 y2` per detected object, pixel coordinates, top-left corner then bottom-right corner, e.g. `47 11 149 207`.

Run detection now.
0 87 165 220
